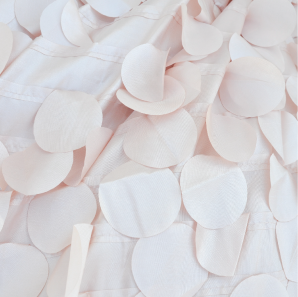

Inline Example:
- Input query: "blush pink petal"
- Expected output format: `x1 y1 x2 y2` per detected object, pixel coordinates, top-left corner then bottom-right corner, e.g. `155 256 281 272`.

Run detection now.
230 274 289 297
121 44 168 102
0 23 13 74
123 109 197 168
268 154 297 222
0 191 12 232
86 0 141 18
61 0 93 47
242 0 296 47
166 62 201 106
132 223 208 297
15 0 55 36
180 155 247 229
64 127 113 186
206 106 257 162
27 183 96 253
0 0 15 24
286 76 297 106
65 224 93 297
40 0 76 47
195 0 216 24
6 31 32 67
98 161 181 238
276 218 297 282
196 213 249 276
287 42 298 66
166 49 207 67
34 90 103 153
212 0 251 35
219 57 285 117
258 111 298 165
116 76 185 115
2 143 73 195
0 243 48 297
181 3 223 56
0 141 9 191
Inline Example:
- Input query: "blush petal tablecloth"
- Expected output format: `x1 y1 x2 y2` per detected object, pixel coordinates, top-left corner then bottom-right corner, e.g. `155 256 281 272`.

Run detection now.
0 0 297 296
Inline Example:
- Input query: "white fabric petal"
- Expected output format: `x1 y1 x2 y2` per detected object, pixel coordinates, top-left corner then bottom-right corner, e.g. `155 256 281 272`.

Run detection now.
0 243 49 297
286 76 297 106
259 111 298 165
180 155 247 229
242 0 296 47
269 154 297 222
230 274 288 297
196 213 249 276
0 23 13 74
99 161 181 238
132 223 208 297
0 191 12 232
220 57 285 117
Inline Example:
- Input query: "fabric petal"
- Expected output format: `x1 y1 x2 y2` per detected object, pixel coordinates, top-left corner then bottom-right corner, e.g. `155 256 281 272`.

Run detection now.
196 213 249 276
242 0 296 47
0 191 12 232
180 155 247 229
116 76 185 115
132 223 208 297
0 22 13 74
220 57 285 117
34 90 103 153
206 105 257 162
181 3 223 56
27 183 96 253
2 143 73 195
61 0 93 47
123 109 197 168
0 243 49 297
121 44 168 102
98 161 181 238
64 127 113 186
230 274 288 297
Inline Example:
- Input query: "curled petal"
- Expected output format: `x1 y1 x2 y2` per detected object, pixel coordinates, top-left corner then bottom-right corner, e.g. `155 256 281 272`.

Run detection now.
286 76 297 106
27 183 97 253
166 49 207 67
132 224 208 297
242 0 296 47
34 90 103 153
123 109 197 168
121 44 168 102
2 143 73 195
61 0 93 47
206 105 257 162
259 111 298 165
196 214 249 276
64 127 113 186
268 154 297 222
65 224 93 297
40 0 75 47
219 57 285 117
180 155 247 229
166 62 201 106
117 76 185 115
181 3 223 56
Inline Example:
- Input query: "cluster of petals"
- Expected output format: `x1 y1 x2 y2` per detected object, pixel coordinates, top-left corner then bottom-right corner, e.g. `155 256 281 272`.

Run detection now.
0 0 297 296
